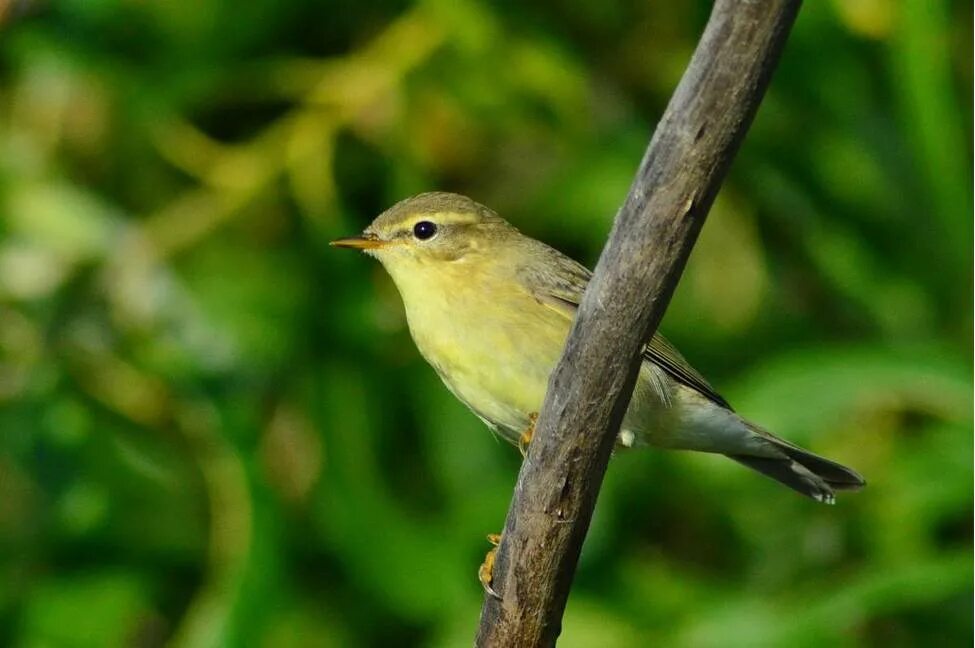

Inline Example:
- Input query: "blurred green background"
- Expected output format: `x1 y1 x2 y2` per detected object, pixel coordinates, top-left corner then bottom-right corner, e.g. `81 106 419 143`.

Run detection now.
0 0 971 646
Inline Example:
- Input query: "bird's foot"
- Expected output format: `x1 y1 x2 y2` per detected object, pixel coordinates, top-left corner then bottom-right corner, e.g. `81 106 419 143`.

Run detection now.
518 412 538 458
478 533 502 600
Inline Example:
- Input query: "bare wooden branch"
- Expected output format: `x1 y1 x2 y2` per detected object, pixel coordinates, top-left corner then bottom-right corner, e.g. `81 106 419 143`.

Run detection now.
474 1 802 645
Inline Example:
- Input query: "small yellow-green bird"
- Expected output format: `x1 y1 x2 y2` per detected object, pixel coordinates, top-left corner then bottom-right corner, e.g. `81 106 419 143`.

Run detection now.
332 192 865 504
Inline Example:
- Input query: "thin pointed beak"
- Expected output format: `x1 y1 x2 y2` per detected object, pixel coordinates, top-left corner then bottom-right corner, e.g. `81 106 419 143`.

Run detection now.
329 233 385 250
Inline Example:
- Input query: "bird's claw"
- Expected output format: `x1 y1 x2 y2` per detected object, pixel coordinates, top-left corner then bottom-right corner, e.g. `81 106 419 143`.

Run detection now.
518 413 538 457
479 533 502 600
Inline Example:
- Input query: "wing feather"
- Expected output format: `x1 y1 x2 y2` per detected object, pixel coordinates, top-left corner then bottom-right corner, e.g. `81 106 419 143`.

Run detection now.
517 244 732 411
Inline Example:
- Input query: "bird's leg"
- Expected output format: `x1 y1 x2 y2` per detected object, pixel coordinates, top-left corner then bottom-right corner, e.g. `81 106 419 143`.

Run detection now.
518 412 539 457
481 413 537 598
478 533 502 600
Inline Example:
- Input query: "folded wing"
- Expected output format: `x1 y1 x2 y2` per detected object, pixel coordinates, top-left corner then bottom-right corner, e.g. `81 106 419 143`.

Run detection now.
517 243 731 411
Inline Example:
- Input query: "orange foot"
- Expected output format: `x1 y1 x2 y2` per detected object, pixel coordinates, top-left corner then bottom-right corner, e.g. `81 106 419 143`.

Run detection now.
518 412 539 458
478 533 502 600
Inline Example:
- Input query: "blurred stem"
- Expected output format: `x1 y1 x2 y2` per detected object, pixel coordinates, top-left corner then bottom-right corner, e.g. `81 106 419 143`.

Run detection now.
143 6 445 260
891 0 970 271
168 402 254 648
65 344 254 648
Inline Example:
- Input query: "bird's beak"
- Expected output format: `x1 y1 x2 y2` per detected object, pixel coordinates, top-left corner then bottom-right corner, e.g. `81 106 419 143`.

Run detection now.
330 233 385 250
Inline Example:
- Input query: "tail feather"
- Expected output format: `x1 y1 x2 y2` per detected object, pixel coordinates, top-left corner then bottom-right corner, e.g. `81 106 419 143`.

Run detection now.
730 425 866 504
775 444 866 491
729 455 836 504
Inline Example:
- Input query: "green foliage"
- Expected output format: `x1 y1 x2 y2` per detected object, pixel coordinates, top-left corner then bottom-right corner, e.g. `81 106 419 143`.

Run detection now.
0 0 971 646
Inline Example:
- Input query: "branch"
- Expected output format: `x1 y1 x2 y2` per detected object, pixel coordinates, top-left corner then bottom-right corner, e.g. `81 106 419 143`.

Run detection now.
474 1 802 646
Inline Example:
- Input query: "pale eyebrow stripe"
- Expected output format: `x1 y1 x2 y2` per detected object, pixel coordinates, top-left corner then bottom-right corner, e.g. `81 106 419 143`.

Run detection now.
419 211 479 226
392 211 481 238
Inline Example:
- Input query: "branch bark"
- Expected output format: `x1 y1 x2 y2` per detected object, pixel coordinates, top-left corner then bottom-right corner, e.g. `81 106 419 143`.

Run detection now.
474 1 802 646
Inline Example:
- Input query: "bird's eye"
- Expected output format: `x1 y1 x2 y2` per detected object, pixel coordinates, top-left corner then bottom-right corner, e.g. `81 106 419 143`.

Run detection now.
413 221 437 240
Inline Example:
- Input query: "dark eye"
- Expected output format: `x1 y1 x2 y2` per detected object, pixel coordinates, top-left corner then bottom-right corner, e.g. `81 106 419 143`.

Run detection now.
413 221 437 240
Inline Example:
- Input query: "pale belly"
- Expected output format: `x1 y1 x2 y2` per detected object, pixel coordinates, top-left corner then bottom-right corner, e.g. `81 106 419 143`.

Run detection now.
403 288 684 446
405 289 569 442
390 260 701 449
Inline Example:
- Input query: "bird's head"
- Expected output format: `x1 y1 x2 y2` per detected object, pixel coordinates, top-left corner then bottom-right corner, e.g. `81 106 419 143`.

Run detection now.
331 192 517 280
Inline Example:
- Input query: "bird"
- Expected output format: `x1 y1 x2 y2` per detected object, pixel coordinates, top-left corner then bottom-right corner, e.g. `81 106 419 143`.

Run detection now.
332 191 865 591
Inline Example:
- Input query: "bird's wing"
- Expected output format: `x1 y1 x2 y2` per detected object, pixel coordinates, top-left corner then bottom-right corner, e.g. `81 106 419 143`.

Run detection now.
642 333 732 410
518 246 732 411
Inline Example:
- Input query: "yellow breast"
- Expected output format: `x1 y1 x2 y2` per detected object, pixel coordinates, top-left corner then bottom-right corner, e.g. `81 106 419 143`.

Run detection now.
392 255 570 435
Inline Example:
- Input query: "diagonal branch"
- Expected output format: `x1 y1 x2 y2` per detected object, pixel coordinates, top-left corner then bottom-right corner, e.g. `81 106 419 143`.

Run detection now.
474 1 802 646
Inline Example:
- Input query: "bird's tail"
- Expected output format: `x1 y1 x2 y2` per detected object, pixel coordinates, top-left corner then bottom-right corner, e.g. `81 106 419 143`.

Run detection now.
728 424 866 504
